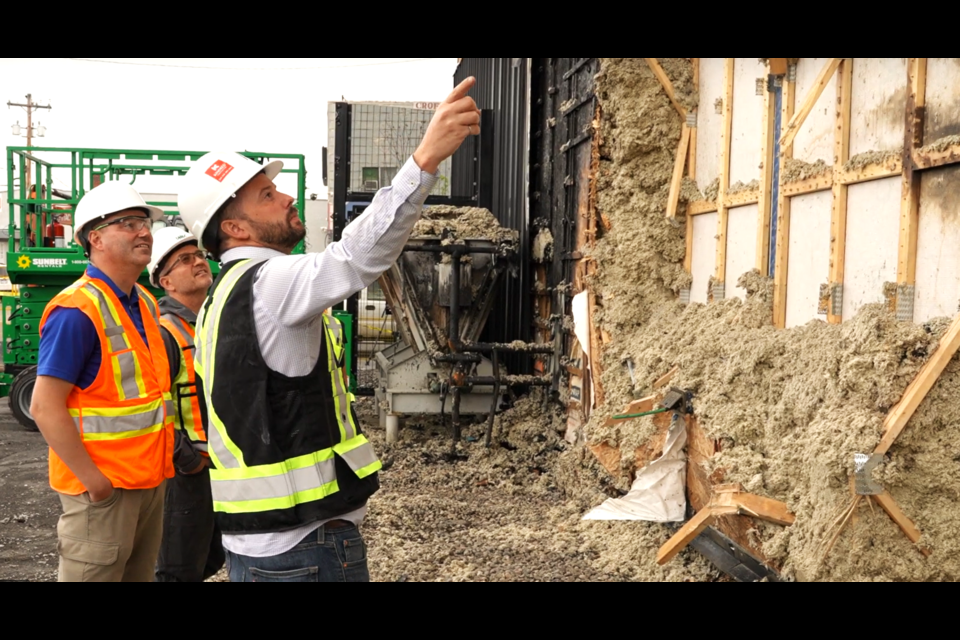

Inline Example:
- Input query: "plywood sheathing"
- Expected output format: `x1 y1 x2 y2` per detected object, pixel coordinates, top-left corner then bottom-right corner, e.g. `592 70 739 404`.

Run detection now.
574 58 960 582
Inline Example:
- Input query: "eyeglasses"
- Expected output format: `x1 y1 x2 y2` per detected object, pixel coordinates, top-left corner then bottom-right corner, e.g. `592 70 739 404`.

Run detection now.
161 250 207 278
92 215 152 233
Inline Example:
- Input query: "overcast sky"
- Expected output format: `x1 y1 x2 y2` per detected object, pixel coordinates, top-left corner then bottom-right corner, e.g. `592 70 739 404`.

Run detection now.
1 58 459 197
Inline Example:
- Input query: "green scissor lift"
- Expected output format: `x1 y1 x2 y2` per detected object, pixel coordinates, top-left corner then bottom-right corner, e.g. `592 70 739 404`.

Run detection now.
4 146 308 431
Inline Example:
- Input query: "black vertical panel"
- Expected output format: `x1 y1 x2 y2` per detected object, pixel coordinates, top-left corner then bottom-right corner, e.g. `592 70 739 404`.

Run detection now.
452 59 531 373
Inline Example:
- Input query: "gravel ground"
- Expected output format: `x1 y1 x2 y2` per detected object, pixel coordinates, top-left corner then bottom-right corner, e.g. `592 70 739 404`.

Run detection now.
0 395 718 582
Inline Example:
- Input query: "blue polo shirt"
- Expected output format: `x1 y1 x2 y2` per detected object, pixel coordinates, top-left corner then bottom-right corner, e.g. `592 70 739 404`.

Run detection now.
37 265 148 389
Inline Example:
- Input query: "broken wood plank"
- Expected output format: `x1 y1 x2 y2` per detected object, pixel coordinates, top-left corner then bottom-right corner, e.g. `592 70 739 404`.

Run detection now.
667 125 692 219
688 200 718 215
897 58 927 294
657 507 725 566
767 58 788 75
603 395 658 427
653 366 679 390
714 58 735 292
588 442 622 477
875 311 960 456
773 73 797 328
779 58 844 152
732 493 796 527
724 189 760 208
644 58 687 119
835 157 902 185
781 173 834 197
912 141 960 171
828 59 853 325
757 76 777 273
873 490 931 557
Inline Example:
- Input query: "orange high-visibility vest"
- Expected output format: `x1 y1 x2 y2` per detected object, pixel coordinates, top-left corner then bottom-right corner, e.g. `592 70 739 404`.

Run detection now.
159 313 207 454
39 274 175 495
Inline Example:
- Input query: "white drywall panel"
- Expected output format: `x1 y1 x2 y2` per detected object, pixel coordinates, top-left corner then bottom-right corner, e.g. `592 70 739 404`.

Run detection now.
842 178 900 318
785 191 832 328
729 59 765 187
690 212 718 304
850 58 907 158
916 166 960 322
793 58 837 165
695 58 726 194
924 58 960 143
724 205 759 299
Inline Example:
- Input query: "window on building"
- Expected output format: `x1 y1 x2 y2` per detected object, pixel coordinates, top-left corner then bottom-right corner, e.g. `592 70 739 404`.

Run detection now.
361 168 379 191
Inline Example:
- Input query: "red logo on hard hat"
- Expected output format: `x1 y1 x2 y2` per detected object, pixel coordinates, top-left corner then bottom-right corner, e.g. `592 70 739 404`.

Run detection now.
205 161 235 182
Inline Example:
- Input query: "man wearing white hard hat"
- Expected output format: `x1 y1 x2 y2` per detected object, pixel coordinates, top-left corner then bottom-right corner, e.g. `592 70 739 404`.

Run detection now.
180 77 481 582
32 181 176 582
149 227 225 582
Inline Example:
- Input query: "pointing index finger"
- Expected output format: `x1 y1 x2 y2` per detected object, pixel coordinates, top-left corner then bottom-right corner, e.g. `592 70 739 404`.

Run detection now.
444 77 476 104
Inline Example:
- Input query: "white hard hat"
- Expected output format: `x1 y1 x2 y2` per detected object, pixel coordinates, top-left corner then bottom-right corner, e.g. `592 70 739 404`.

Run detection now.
149 226 199 288
73 181 164 245
178 151 283 254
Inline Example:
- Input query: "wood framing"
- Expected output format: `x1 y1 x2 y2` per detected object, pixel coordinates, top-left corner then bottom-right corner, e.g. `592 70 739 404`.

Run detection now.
688 58 699 180
667 125 691 219
875 311 960 456
836 158 902 184
779 58 844 152
688 200 718 215
766 58 788 75
828 59 853 324
773 74 797 328
684 214 694 274
726 189 760 208
874 491 931 556
644 58 687 119
714 58 735 292
757 68 777 273
781 173 834 197
913 141 960 170
897 58 927 295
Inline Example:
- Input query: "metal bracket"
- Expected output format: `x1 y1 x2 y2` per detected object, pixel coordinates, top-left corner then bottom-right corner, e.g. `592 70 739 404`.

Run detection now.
756 78 766 96
712 282 725 302
679 288 691 305
896 284 916 322
787 63 798 83
832 284 843 317
854 453 884 496
689 527 781 583
685 111 697 128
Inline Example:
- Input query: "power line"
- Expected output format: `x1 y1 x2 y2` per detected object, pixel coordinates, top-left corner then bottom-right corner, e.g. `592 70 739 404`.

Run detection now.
66 58 439 71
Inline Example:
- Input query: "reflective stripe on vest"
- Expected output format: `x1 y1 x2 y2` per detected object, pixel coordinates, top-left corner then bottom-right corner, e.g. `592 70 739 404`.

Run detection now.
197 259 382 515
160 313 207 451
39 274 175 494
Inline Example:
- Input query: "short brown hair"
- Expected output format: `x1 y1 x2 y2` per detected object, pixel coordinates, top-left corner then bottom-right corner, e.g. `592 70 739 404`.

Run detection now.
202 197 244 261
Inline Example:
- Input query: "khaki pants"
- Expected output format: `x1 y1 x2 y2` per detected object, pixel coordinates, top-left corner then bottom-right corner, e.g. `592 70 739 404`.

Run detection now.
56 484 165 582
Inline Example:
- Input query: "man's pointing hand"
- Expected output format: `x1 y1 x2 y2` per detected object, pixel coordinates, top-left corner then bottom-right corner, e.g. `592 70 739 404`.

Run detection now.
414 77 481 174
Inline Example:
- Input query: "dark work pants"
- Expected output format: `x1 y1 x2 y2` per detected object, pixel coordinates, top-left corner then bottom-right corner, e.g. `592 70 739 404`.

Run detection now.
155 466 225 582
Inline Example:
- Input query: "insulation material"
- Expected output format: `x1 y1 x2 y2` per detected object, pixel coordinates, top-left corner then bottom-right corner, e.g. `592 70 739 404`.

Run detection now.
849 58 907 158
695 58 726 193
725 205 759 300
842 178 901 318
792 58 837 165
785 191 831 328
728 58 765 186
916 166 960 322
690 213 717 304
568 57 960 583
923 58 960 143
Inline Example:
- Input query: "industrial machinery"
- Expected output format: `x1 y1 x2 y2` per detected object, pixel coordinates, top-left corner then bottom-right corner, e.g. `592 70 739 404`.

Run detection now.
3 146 307 431
375 222 554 448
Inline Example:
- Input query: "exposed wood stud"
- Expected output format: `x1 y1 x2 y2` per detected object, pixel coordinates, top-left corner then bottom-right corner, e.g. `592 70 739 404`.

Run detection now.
828 59 853 324
779 58 844 152
689 58 699 179
773 71 797 328
897 58 927 307
667 125 692 219
644 58 687 119
714 58 735 288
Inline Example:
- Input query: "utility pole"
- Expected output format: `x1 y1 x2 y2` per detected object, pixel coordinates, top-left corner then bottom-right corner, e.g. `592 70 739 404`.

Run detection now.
7 93 52 191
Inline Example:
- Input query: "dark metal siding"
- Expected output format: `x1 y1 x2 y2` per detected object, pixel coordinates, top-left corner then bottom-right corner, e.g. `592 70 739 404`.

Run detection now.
452 59 532 371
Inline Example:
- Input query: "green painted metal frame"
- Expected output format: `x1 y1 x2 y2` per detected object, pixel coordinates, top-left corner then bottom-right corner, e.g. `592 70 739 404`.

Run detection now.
3 146 308 392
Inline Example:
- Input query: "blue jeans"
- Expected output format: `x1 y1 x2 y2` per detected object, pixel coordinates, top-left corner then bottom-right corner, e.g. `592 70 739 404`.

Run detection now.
226 523 370 583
